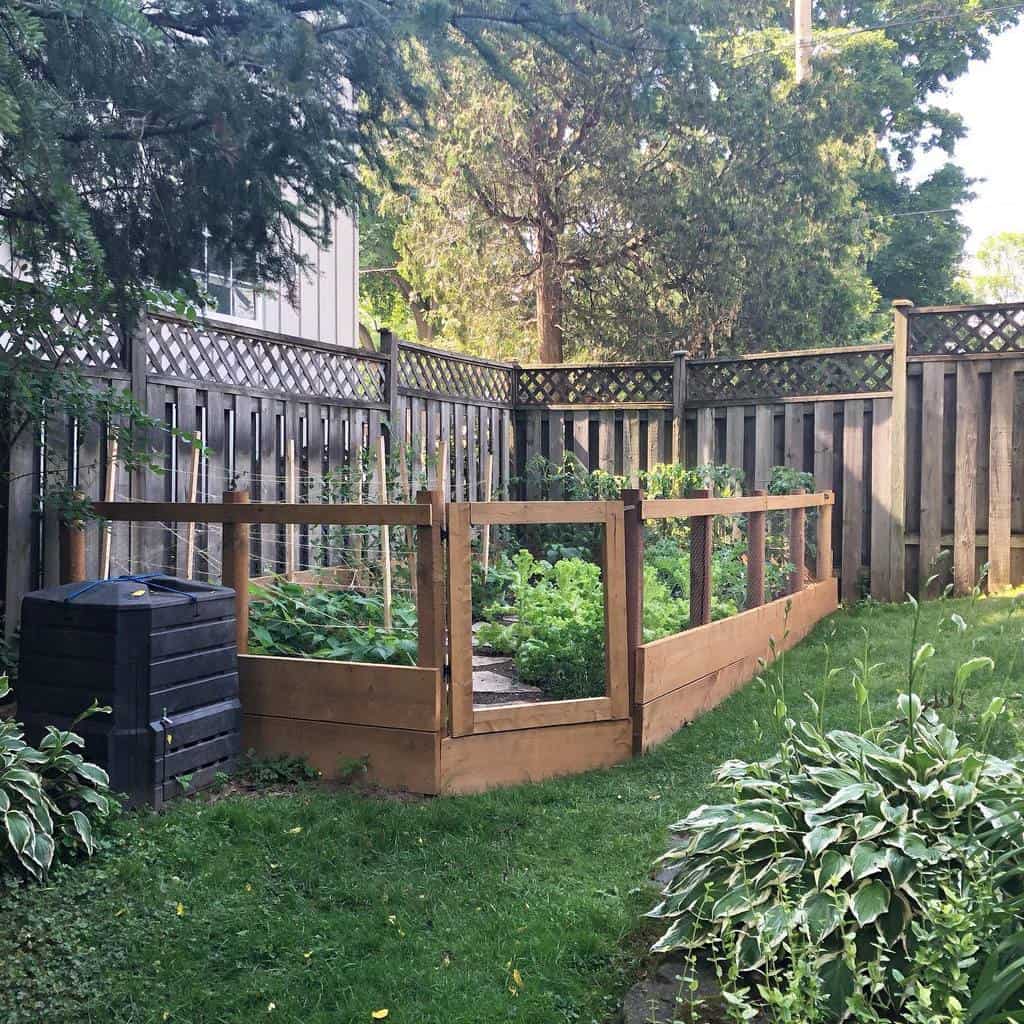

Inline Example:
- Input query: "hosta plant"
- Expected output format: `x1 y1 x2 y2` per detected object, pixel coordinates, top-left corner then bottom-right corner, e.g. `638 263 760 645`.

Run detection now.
1 679 116 881
649 694 1024 1021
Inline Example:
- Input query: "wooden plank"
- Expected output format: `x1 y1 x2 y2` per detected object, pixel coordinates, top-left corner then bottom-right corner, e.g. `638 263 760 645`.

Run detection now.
548 411 565 497
603 501 630 720
4 428 36 636
257 398 278 575
439 719 632 795
817 496 834 581
988 366 1014 591
425 402 440 489
598 411 615 473
239 656 441 731
93 501 433 526
812 402 834 494
918 363 945 592
472 697 613 735
889 302 911 600
841 400 865 603
446 501 474 737
641 492 832 519
725 406 745 475
639 657 760 751
467 405 479 502
243 715 440 794
416 489 446 671
453 404 466 501
784 404 803 469
754 406 773 491
646 413 663 471
954 362 980 594
696 407 714 465
870 398 893 601
469 500 616 525
572 412 590 468
524 409 543 497
622 411 640 485
636 578 838 704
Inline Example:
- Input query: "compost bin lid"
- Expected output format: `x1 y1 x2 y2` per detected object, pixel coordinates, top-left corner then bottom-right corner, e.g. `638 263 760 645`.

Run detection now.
23 575 233 609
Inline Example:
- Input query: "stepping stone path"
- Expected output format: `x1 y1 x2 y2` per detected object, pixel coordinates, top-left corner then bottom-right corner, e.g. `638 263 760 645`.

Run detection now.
470 647 544 706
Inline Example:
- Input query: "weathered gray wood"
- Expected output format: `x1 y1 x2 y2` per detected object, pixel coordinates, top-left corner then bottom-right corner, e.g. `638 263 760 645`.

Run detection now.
548 411 565 497
841 400 864 603
954 363 980 594
598 411 615 473
646 413 663 471
784 404 804 470
696 408 714 465
812 402 834 494
453 404 466 501
988 367 1014 590
870 399 893 602
622 411 640 485
572 412 590 468
754 405 773 491
725 407 744 479
918 362 945 593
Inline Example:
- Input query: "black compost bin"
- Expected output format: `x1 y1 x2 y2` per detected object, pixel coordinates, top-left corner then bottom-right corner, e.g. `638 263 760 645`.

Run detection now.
18 575 241 808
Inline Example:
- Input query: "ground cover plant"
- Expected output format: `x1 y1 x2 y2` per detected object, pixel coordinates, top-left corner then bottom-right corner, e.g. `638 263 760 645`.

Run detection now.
3 590 1024 1023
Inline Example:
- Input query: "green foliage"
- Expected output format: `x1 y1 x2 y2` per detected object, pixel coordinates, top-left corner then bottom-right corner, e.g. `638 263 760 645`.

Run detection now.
471 550 518 612
0 679 116 882
650 675 1024 1020
769 465 815 496
963 232 1024 304
248 580 417 666
239 751 321 788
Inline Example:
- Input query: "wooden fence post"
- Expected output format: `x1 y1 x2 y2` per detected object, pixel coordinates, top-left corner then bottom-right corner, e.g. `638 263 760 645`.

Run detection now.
671 350 687 465
59 516 87 585
623 488 645 742
222 489 250 653
817 492 834 581
416 489 445 671
747 489 766 608
381 329 403 453
889 300 912 601
789 489 806 595
690 488 713 627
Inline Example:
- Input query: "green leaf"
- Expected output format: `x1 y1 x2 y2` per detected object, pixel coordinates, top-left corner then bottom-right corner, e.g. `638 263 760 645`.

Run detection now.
803 891 844 944
73 762 110 787
851 880 890 926
804 824 843 859
850 842 887 881
68 809 95 853
5 809 33 854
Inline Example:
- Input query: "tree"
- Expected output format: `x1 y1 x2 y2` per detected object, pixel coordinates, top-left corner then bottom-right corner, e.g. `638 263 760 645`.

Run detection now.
0 0 612 319
966 233 1024 303
365 0 1020 360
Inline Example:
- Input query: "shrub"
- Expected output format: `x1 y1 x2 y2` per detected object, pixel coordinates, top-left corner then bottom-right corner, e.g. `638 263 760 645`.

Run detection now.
0 679 116 882
248 579 417 665
649 689 1024 1020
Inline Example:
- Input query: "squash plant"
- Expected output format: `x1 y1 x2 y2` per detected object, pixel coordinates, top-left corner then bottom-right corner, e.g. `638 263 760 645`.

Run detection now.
1 679 115 881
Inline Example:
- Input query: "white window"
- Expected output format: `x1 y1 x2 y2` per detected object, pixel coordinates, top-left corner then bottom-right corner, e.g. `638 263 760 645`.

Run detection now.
192 232 258 323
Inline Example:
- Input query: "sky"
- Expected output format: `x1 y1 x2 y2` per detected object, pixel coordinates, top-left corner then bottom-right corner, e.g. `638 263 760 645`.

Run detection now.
914 21 1024 257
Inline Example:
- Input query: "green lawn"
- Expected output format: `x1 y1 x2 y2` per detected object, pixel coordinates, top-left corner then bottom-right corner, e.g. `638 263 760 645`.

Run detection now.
3 592 1023 1024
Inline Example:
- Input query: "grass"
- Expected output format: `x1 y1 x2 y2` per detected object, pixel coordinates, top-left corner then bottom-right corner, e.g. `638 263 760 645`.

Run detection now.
2 591 1024 1024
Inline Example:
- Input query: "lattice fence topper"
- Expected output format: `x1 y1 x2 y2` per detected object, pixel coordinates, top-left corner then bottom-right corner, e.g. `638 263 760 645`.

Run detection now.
516 362 674 406
0 302 125 370
397 344 514 405
687 347 893 405
145 314 387 403
909 304 1024 356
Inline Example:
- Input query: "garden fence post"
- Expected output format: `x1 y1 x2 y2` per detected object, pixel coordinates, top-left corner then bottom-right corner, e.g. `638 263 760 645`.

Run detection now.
59 509 87 585
889 300 912 601
788 489 806 595
690 488 712 627
817 492 834 581
222 489 251 653
416 489 446 672
622 488 645 741
381 329 403 453
671 350 687 465
746 489 766 608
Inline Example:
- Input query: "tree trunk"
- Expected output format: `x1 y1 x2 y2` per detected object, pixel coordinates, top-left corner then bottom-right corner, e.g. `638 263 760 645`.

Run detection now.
535 246 564 363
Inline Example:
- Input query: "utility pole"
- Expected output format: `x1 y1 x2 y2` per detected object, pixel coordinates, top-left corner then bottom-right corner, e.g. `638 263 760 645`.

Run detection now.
795 0 812 83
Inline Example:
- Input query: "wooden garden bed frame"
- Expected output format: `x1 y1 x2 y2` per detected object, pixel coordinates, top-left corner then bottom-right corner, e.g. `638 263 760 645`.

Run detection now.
60 489 836 795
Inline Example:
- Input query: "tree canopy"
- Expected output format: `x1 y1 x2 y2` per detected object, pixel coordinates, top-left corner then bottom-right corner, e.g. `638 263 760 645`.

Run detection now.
965 232 1024 303
361 0 1020 360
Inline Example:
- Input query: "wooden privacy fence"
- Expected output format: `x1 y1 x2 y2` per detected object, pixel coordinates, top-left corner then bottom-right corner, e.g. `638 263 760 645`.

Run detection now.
64 490 836 795
6 299 1024 636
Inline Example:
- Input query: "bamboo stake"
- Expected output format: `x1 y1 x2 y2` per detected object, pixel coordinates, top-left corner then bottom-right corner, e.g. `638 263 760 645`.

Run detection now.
183 437 201 580
376 435 393 629
481 450 494 574
285 437 297 579
99 436 118 578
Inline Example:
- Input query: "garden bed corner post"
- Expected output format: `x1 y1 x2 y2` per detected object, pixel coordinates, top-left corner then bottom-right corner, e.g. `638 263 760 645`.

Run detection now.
747 489 766 609
690 489 713 627
416 489 446 675
622 488 645 751
222 489 251 653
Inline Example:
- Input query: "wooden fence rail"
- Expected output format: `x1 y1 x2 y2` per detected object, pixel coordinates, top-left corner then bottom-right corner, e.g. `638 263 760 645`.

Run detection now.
6 300 1024 637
